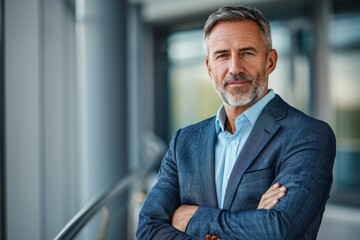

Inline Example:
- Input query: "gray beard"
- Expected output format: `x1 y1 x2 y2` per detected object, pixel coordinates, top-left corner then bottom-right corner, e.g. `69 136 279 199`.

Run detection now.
219 75 267 107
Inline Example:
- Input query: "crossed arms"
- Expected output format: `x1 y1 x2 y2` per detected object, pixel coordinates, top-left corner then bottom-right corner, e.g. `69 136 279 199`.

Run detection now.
171 183 287 232
137 122 336 239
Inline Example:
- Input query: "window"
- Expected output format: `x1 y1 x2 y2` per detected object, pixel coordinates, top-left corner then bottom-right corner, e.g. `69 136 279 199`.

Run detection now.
168 30 221 136
330 13 360 197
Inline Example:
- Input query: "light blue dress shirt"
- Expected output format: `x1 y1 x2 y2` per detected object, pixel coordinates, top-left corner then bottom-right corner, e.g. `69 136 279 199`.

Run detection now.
215 90 275 208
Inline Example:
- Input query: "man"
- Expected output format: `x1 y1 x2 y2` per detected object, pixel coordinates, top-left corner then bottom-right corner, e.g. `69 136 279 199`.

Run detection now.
137 6 336 240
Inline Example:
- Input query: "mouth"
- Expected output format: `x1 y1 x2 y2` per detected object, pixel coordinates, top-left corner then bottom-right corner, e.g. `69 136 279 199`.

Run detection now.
224 74 253 88
225 79 251 87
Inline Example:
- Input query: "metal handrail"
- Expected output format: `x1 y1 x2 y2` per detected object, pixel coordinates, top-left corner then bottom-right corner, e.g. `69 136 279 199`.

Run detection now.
54 132 166 240
54 162 155 240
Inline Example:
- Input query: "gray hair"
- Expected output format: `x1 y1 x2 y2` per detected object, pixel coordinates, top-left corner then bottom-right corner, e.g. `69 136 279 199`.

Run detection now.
203 6 272 54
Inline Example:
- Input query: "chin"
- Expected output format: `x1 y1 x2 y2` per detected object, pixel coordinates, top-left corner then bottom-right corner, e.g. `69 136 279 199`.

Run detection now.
223 94 257 107
224 99 252 107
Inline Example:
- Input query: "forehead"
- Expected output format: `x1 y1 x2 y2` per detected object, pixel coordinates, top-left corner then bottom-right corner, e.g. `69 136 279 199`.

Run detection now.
206 20 265 52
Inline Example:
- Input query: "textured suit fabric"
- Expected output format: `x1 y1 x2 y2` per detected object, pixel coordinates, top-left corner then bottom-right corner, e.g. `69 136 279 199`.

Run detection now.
136 95 336 240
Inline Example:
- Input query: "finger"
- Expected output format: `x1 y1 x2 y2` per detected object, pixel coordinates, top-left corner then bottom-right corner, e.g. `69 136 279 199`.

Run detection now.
265 199 278 209
262 184 284 202
267 185 287 199
261 183 281 200
268 187 287 201
266 183 280 194
278 186 287 196
264 188 287 208
258 185 287 209
259 193 277 209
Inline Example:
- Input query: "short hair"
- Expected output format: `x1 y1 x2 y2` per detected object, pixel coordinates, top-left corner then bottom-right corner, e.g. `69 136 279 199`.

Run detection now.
203 6 272 54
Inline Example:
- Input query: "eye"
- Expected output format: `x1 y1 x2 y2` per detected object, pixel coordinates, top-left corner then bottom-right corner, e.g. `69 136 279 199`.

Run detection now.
216 54 228 60
241 51 254 56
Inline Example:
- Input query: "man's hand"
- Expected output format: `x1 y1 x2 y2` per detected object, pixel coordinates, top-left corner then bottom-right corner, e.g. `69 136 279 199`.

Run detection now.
171 205 199 232
171 183 286 232
258 183 287 209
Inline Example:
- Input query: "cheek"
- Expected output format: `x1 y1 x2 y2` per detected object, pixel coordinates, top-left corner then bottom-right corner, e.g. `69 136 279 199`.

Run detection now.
244 60 266 78
210 70 224 90
212 75 222 89
211 62 228 80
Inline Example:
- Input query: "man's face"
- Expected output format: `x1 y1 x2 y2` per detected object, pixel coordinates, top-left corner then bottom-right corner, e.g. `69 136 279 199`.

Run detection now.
205 20 277 108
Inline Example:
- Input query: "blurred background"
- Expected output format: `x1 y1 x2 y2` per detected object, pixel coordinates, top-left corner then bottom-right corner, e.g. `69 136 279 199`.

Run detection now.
1 0 360 239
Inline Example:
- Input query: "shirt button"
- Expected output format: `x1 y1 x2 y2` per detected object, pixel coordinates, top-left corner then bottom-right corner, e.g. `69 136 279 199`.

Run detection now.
231 140 236 146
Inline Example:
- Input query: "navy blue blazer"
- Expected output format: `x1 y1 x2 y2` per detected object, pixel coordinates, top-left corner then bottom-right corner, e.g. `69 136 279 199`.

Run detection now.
137 95 336 239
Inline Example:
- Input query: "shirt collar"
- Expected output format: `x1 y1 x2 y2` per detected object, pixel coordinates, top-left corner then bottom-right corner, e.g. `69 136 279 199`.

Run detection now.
215 89 275 133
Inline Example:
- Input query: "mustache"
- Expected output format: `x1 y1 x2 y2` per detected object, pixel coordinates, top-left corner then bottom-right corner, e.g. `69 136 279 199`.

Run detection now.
223 73 253 86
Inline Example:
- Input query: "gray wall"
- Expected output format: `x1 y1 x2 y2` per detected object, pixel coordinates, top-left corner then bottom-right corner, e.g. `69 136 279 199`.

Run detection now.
4 0 128 239
5 1 43 239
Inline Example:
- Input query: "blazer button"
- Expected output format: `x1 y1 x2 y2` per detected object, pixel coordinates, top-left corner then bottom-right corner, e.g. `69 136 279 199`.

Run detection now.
205 234 221 240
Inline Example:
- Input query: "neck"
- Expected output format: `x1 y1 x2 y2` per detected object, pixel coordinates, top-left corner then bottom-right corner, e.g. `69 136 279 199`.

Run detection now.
224 106 247 134
223 89 270 134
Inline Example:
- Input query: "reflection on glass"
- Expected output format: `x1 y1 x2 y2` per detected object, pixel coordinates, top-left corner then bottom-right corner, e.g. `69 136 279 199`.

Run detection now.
331 14 360 192
168 30 221 137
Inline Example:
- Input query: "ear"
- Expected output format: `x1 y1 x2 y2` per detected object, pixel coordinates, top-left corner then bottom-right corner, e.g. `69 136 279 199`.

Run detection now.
205 56 212 78
266 49 278 75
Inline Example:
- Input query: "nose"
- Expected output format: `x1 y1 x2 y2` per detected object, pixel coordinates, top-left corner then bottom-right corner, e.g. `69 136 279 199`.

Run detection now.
229 55 244 75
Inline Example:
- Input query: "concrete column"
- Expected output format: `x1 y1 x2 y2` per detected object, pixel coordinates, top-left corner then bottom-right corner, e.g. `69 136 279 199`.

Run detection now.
310 0 333 123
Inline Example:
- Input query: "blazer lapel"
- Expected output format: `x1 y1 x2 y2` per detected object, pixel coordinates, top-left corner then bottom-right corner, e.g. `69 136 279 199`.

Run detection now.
197 119 218 207
222 95 287 210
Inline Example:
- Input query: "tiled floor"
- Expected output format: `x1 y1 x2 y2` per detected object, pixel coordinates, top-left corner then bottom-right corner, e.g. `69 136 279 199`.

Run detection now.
317 204 360 240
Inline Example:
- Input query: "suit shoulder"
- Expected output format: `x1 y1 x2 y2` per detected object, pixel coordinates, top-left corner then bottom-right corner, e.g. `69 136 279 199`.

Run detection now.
282 105 336 144
171 116 215 143
266 95 334 134
178 116 215 133
170 116 216 152
287 105 331 127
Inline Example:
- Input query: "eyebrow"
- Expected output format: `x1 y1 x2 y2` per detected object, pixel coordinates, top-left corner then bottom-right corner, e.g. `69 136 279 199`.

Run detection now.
212 49 228 55
239 47 258 53
212 47 258 57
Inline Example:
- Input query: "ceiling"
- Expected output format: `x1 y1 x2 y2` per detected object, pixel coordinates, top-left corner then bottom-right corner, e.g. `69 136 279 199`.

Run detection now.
130 0 276 23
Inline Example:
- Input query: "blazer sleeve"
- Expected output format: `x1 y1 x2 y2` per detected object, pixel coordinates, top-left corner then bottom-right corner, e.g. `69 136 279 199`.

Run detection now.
136 130 192 240
186 122 336 239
